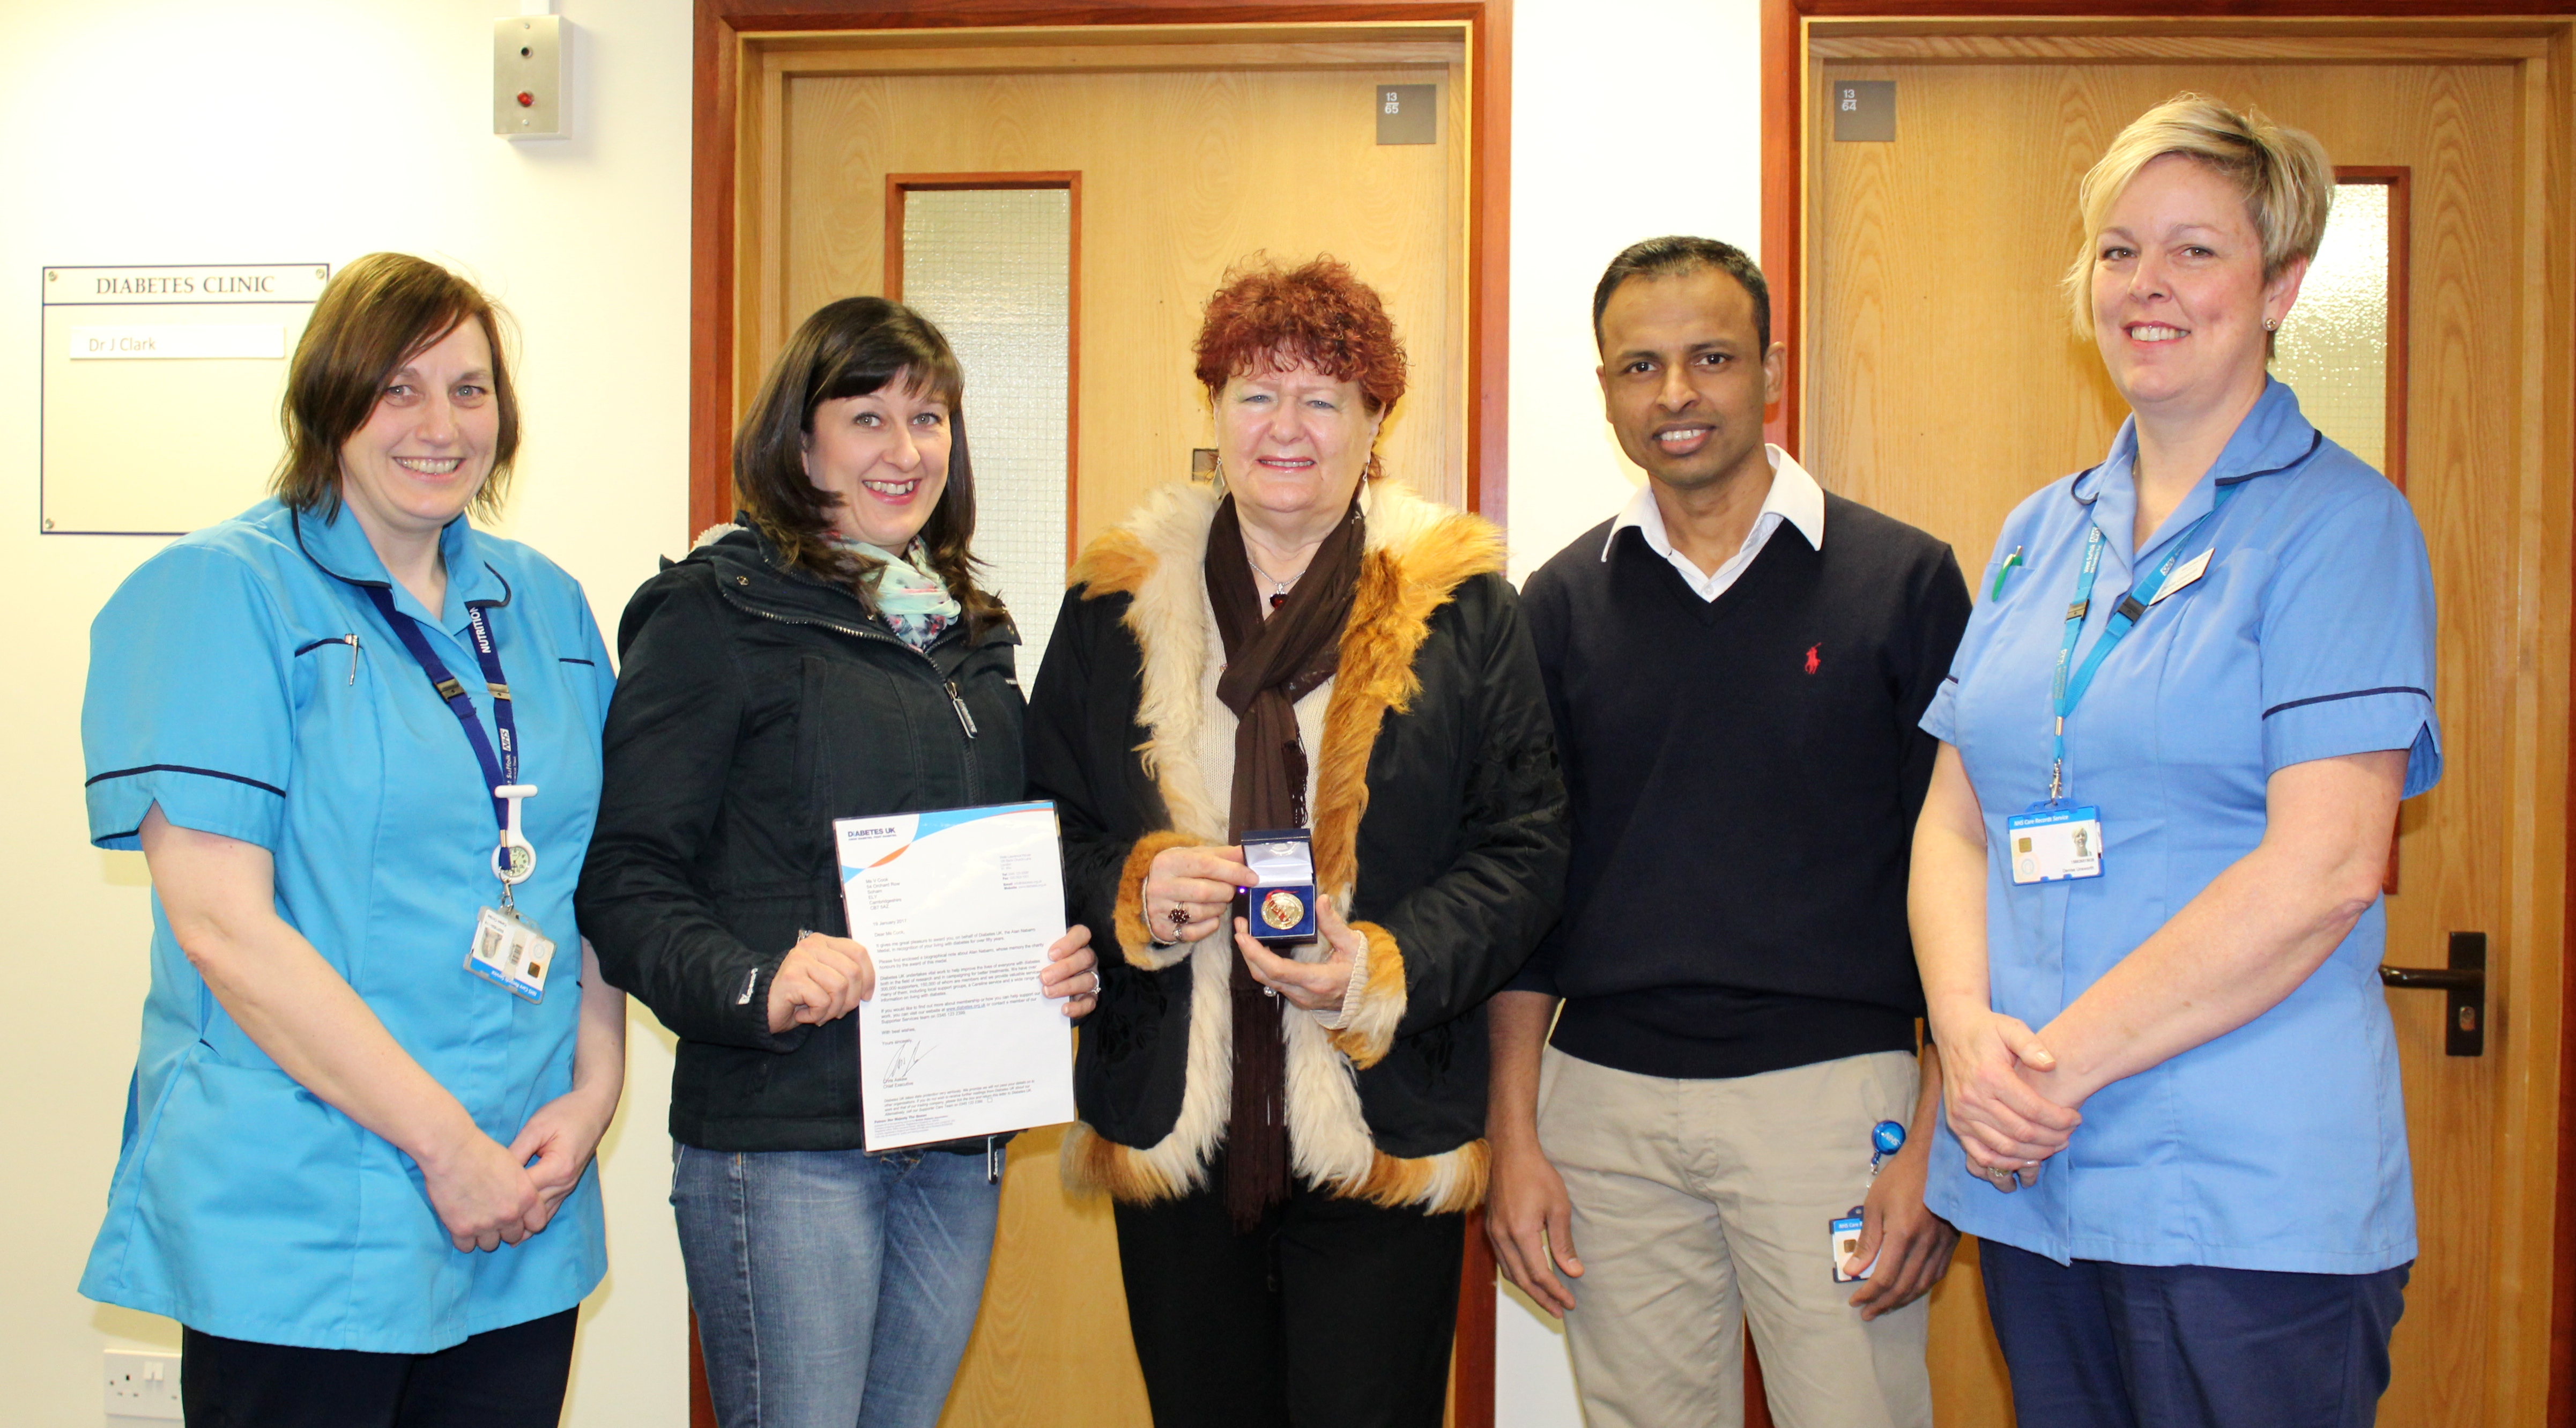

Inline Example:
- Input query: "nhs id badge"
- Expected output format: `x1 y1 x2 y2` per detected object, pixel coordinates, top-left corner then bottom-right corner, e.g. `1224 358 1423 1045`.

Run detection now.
467 905 555 1002
1830 1209 1873 1283
2007 804 2103 885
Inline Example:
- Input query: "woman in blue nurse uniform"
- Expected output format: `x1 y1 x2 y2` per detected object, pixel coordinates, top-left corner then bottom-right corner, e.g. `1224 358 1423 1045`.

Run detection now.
79 252 626 1427
1910 95 2441 1427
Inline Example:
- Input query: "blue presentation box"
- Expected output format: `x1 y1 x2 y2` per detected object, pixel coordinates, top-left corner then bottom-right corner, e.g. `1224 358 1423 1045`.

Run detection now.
1235 827 1317 944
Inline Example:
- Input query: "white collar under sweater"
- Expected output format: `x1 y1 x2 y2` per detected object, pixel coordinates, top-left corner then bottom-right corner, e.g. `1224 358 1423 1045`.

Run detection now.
1601 443 1826 602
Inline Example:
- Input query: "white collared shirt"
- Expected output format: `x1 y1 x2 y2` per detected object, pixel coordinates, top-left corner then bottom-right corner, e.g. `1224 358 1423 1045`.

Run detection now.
1600 444 1827 601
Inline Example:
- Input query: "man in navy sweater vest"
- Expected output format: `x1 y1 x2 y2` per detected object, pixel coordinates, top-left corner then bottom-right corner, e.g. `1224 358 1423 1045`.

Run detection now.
1487 237 1972 1427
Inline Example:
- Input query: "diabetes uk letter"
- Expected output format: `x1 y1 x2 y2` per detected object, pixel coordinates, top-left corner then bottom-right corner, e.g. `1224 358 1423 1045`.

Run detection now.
836 802 1076 1151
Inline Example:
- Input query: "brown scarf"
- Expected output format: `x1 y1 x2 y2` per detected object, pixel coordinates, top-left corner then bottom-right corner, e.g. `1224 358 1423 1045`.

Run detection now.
1204 490 1365 1231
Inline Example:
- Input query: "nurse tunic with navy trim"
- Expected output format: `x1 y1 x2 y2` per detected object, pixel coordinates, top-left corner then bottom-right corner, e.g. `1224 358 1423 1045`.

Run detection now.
1921 379 2441 1275
79 499 616 1353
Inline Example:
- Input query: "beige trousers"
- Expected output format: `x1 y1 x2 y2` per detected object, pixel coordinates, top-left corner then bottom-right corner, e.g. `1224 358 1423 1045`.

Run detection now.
1538 1047 1934 1428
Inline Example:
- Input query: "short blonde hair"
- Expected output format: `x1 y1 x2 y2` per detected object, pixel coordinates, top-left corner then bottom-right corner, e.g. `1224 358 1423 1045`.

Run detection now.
2063 93 2335 340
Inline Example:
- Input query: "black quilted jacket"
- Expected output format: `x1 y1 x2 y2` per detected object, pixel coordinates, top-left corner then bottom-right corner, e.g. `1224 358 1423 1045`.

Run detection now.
577 521 1023 1152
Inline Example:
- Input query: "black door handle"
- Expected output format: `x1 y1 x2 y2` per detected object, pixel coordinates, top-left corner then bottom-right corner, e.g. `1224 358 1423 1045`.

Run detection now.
2379 931 2485 1056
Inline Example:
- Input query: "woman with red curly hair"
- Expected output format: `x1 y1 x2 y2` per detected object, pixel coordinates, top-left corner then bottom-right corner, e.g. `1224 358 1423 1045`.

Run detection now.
1026 257 1567 1425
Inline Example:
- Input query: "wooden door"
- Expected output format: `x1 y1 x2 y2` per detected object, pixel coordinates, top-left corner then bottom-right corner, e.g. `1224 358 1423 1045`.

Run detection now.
1804 28 2572 1428
747 32 1472 546
733 31 1474 1428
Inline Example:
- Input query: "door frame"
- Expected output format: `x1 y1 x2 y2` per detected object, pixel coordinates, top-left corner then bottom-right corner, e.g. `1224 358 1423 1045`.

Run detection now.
1764 5 2576 1424
686 10 1509 1424
689 0 1514 537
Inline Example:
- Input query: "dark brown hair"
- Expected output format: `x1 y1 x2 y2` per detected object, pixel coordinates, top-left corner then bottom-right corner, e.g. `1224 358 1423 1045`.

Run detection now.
732 296 1003 634
1193 257 1407 478
272 252 520 517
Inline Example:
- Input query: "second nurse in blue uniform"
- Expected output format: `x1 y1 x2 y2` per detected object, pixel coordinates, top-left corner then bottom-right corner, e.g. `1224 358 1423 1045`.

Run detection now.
1909 97 2440 1427
79 254 626 1427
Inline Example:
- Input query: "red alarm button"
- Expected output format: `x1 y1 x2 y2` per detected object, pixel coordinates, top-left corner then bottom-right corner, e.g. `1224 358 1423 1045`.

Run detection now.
516 91 536 108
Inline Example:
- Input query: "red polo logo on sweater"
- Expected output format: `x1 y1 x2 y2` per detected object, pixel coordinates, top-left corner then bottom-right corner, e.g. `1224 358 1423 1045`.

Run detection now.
1805 645 1820 674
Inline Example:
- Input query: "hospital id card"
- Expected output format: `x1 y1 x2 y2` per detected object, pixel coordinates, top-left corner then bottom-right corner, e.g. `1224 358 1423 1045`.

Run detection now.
467 905 554 1001
2007 804 2103 884
1830 1209 1875 1283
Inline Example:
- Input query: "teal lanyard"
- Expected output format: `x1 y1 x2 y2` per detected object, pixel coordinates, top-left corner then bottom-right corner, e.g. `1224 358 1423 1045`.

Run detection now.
2047 482 2239 803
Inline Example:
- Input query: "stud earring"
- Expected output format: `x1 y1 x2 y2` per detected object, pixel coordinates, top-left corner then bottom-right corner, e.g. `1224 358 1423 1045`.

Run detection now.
2263 317 2279 332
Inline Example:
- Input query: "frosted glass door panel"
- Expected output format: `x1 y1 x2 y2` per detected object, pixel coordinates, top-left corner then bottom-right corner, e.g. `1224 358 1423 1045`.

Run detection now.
901 188 1073 681
2271 181 2391 474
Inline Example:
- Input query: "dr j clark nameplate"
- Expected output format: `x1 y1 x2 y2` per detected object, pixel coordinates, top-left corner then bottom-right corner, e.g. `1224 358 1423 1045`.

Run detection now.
41 264 329 537
1832 80 1895 142
1377 84 1436 145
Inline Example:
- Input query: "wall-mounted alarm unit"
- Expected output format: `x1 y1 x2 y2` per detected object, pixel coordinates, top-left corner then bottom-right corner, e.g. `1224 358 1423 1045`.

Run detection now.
494 16 568 140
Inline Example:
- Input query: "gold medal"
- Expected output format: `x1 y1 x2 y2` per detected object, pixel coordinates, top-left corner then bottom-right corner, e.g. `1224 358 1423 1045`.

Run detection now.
1260 889 1305 931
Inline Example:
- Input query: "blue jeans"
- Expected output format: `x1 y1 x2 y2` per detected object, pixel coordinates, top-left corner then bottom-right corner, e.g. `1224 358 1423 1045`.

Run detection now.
673 1143 1003 1428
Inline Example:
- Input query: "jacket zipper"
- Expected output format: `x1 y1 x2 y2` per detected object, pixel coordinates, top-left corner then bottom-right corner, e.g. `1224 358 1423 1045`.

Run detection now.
729 597 917 655
723 595 988 778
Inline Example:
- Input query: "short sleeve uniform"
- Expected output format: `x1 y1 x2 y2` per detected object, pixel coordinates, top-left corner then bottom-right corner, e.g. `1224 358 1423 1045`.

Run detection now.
79 499 617 1352
1920 379 2440 1274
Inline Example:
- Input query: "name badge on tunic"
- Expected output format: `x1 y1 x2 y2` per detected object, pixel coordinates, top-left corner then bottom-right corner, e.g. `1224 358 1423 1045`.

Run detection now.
2007 804 2104 884
2148 548 2214 605
467 905 554 1002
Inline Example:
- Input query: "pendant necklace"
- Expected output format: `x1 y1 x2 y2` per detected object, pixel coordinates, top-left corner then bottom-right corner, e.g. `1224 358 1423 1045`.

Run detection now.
1246 551 1303 610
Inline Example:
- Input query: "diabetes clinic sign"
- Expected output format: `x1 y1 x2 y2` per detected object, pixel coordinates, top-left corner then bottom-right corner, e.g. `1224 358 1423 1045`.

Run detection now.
40 263 330 535
78 270 304 297
50 263 328 304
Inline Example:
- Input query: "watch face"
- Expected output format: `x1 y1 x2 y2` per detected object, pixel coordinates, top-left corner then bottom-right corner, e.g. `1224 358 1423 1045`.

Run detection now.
1260 889 1306 931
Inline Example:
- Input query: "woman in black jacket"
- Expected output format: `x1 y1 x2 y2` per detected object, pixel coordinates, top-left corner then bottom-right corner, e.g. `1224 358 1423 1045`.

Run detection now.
577 298 1098 1428
1026 257 1568 1428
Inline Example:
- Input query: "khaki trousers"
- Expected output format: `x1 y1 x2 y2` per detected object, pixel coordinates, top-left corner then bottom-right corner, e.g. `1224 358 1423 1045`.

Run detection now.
1539 1047 1934 1428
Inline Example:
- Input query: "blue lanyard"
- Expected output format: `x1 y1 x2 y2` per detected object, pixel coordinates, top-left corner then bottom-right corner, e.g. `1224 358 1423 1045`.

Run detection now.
360 584 519 832
2046 482 2238 802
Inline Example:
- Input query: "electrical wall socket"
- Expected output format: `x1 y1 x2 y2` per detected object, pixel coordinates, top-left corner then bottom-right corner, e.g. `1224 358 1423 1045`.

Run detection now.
105 1349 182 1420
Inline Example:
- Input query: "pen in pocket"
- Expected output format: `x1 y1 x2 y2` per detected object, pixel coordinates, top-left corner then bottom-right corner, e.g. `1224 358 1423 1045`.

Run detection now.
1989 546 2024 601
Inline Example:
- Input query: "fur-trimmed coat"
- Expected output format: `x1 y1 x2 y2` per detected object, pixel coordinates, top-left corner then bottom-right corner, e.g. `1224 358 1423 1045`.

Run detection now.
1027 478 1568 1212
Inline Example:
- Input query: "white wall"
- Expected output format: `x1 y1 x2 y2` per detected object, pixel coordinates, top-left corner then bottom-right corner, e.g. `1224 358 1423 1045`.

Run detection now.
1504 0 1764 585
0 3 694 1425
0 2 1757 1424
1498 3 1762 1419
